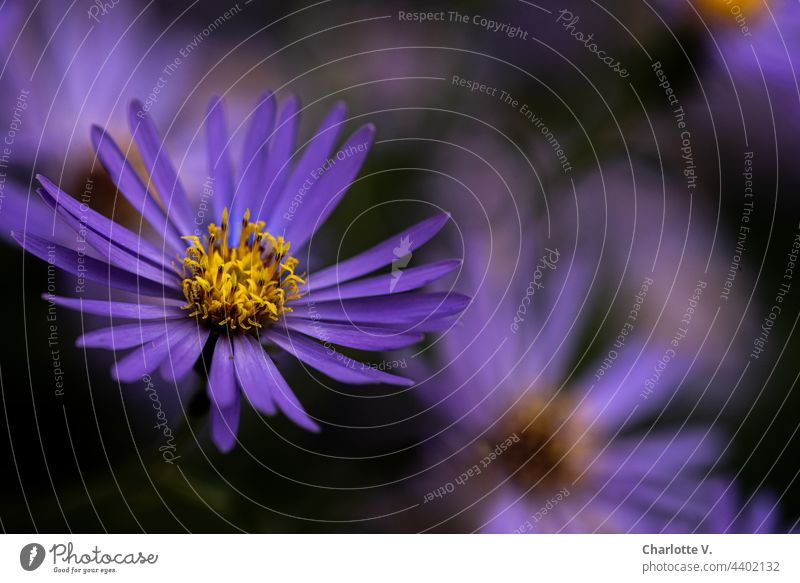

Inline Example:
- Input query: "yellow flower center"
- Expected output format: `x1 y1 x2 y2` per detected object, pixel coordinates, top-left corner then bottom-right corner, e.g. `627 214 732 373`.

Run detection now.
180 208 304 330
491 394 591 491
695 0 766 22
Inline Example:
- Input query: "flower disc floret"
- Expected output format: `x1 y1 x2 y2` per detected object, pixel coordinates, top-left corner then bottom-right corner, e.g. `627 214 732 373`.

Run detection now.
180 208 304 330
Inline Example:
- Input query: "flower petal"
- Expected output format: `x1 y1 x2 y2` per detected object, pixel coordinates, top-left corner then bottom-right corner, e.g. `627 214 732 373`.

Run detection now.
240 334 320 432
37 188 180 287
281 123 375 248
232 334 276 415
286 292 470 328
14 231 181 298
307 213 451 290
298 259 461 303
90 125 184 252
258 95 299 219
47 296 184 320
596 429 720 482
206 96 236 224
111 320 194 382
270 101 346 225
283 320 423 350
210 392 240 453
207 336 238 409
37 175 172 270
159 324 211 383
579 345 681 431
264 328 414 386
264 358 320 432
77 321 174 350
0 181 71 245
231 91 276 229
128 100 194 234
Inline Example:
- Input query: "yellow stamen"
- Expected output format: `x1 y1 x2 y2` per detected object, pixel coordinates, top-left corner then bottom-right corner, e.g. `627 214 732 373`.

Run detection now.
179 208 304 330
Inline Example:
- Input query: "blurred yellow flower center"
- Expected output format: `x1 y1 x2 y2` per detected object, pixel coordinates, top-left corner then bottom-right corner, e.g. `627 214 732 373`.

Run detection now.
696 0 766 21
180 208 304 330
493 394 591 490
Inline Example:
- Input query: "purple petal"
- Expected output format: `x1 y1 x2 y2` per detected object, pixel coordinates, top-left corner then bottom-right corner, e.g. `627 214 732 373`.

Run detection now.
77 321 175 350
263 358 320 432
480 489 530 534
36 186 180 288
210 392 240 453
258 95 299 219
208 336 237 408
239 334 319 432
579 345 680 431
307 214 451 289
0 181 68 244
269 101 346 224
283 320 423 350
128 100 194 234
286 292 470 328
264 328 413 386
206 96 236 223
47 296 185 320
232 334 276 415
231 91 276 227
625 482 712 518
597 430 720 482
112 321 194 382
298 259 461 303
281 124 375 248
14 231 181 298
159 325 211 383
90 126 183 252
403 315 462 332
37 175 172 269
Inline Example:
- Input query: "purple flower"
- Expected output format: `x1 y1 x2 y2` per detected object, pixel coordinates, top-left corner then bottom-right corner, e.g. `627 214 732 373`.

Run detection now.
0 0 201 244
14 92 467 452
418 228 731 533
0 0 193 171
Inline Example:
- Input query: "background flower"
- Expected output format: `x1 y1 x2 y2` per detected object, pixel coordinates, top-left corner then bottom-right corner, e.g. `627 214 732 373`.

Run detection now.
409 199 746 532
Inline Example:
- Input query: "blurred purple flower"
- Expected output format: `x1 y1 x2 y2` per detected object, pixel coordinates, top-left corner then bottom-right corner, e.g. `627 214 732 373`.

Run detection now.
0 0 199 243
0 0 192 170
14 92 467 452
416 221 737 533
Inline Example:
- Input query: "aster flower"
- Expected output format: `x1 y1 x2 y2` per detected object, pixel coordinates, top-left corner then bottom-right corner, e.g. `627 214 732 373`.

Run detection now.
0 0 201 244
0 0 193 170
13 92 467 452
417 225 730 533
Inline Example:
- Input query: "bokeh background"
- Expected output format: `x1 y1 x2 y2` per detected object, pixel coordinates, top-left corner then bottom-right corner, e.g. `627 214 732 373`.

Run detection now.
0 0 799 532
